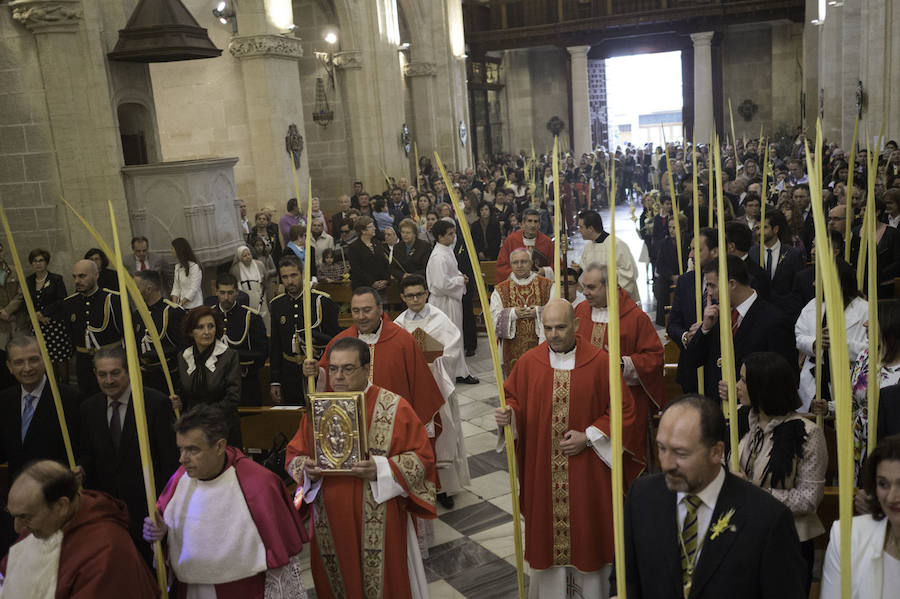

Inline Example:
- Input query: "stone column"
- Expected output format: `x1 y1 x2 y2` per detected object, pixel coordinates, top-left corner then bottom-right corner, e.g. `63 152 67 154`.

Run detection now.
820 5 843 144
8 0 130 261
691 32 715 144
228 33 308 205
567 45 591 156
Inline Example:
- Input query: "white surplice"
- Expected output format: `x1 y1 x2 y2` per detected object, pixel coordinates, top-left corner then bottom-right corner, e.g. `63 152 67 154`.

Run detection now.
425 242 471 378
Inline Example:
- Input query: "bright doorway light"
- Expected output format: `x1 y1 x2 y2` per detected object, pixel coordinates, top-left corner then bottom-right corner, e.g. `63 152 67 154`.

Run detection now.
604 51 683 150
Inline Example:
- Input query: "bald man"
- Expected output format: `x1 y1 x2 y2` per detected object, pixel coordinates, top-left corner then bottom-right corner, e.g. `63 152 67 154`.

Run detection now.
495 299 643 597
490 248 552 375
42 259 124 395
1 460 157 598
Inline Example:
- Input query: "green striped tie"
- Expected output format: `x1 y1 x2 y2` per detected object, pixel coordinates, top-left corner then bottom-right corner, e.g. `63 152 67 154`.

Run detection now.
681 494 702 596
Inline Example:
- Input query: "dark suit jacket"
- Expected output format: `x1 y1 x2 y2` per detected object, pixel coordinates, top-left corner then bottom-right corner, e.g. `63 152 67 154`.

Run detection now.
748 243 804 306
177 346 242 446
682 296 797 400
0 381 82 480
740 255 771 301
347 238 391 289
392 239 432 279
78 387 178 540
25 272 68 314
666 270 699 352
786 265 815 323
472 218 501 260
611 471 806 599
877 384 900 439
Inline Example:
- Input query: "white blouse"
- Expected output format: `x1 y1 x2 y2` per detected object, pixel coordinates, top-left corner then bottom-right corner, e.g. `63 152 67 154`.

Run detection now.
172 261 203 308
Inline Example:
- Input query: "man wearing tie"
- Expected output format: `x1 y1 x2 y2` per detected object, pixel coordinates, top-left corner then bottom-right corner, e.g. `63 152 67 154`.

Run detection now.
748 209 804 308
0 335 83 555
681 255 795 401
125 236 164 275
77 346 178 562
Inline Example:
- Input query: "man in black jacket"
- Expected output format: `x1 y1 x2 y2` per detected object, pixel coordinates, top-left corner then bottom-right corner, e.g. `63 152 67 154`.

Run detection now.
611 395 806 599
78 346 178 563
748 209 805 308
0 335 83 555
724 221 770 301
133 269 186 395
682 255 796 400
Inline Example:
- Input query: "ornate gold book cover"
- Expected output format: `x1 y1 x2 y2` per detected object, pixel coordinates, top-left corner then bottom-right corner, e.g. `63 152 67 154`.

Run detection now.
310 392 368 473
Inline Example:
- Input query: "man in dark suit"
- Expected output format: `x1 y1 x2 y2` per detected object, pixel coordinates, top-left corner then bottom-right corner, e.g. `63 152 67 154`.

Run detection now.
209 273 267 406
0 335 83 555
792 184 815 258
748 209 805 308
77 345 178 563
682 255 796 400
785 229 844 322
724 221 770 301
667 227 717 393
611 395 806 598
332 194 352 234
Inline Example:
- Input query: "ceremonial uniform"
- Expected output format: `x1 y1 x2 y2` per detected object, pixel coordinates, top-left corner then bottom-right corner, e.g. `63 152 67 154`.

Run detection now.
213 302 268 406
136 298 185 395
269 290 340 405
54 288 125 395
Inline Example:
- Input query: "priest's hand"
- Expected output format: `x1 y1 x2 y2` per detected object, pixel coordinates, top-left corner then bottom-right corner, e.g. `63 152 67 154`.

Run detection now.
302 359 319 378
303 457 324 483
515 307 536 319
351 459 377 481
494 406 512 427
143 514 168 543
560 430 588 456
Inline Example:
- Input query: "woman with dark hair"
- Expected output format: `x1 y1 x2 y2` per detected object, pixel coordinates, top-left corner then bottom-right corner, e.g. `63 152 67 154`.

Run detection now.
173 306 241 446
347 216 390 290
83 247 119 291
821 434 900 598
472 201 501 260
247 211 282 259
735 351 827 593
170 237 203 308
26 248 72 380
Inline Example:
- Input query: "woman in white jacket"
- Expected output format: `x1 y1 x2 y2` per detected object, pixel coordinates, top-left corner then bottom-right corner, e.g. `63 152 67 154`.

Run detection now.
821 434 900 599
170 237 203 308
795 258 867 411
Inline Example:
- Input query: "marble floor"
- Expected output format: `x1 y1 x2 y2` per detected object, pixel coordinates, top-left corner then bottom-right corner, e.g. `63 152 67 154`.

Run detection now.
299 204 658 598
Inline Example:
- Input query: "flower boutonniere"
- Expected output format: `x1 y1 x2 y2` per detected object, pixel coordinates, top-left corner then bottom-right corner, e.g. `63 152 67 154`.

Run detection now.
709 508 737 540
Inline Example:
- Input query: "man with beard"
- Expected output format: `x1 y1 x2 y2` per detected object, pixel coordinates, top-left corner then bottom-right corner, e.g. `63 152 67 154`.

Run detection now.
610 395 805 599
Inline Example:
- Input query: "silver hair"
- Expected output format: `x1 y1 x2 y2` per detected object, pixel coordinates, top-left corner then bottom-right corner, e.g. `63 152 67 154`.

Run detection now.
579 262 608 286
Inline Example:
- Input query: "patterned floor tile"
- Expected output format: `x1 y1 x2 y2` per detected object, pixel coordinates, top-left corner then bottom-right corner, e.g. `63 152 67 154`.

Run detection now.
444 555 526 599
439 500 512 537
424 537 501 581
467 450 510 478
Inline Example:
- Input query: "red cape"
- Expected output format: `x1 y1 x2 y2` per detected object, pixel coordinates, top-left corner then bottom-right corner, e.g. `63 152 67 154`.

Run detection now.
496 230 556 282
1 490 159 598
319 314 444 425
156 447 306 597
504 341 643 570
285 385 436 599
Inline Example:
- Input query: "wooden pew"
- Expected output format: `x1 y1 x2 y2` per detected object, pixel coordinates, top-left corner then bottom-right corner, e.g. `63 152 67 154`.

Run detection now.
239 406 304 454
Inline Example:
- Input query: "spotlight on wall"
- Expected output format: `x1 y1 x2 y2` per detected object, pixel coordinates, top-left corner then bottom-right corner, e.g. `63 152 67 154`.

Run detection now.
324 31 338 45
213 1 237 33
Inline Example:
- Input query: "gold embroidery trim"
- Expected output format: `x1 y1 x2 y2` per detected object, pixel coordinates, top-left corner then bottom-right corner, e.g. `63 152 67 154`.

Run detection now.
367 344 375 384
361 389 400 599
551 368 572 565
590 322 608 350
314 491 348 599
390 452 436 508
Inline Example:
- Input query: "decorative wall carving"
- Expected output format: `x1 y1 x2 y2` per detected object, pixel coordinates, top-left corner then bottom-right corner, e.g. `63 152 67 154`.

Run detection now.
10 0 83 32
333 50 362 70
228 34 303 60
403 61 437 78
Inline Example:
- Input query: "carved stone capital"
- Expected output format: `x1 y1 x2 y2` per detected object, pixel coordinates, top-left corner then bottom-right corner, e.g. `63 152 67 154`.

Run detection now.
10 0 82 33
228 34 303 60
333 50 362 70
403 61 436 78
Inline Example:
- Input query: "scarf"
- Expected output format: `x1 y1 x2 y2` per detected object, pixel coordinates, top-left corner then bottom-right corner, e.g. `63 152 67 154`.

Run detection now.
190 343 216 396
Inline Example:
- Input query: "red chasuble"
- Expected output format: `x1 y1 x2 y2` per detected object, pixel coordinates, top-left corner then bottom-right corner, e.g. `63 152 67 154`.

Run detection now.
155 447 307 598
574 287 667 466
285 385 437 599
1 490 158 599
319 314 444 426
504 341 643 571
495 230 556 282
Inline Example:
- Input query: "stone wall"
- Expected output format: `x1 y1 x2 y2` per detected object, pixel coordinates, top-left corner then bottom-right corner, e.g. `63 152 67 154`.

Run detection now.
721 25 774 140
502 46 569 156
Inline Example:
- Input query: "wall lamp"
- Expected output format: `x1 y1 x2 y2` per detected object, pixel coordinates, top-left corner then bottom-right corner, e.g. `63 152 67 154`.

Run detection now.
213 1 237 34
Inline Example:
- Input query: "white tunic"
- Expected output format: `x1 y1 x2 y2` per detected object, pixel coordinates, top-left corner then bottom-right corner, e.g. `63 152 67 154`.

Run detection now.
395 304 472 493
579 235 640 302
425 242 471 378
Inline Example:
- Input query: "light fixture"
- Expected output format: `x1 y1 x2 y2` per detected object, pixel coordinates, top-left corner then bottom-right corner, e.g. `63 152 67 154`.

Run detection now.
316 29 339 88
399 42 410 50
213 1 236 33
324 31 337 45
312 77 334 128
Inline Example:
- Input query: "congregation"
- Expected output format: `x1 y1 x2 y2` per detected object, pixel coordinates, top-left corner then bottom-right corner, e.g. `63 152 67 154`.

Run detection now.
3 136 900 599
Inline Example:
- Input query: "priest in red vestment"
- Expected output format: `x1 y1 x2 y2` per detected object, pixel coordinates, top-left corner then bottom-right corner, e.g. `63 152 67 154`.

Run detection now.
495 299 643 598
288 337 436 599
575 263 666 466
144 405 307 599
495 209 556 282
1 460 158 599
308 286 443 427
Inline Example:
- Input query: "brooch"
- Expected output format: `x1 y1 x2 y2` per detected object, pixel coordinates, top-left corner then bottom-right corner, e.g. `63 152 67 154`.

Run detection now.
709 508 736 540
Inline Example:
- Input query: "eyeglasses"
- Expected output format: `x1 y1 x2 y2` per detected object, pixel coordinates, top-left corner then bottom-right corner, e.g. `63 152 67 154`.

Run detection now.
328 364 361 376
402 291 427 299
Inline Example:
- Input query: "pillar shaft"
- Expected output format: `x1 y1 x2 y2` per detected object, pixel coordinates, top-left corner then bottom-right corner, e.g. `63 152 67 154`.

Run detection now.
691 32 715 145
567 45 591 156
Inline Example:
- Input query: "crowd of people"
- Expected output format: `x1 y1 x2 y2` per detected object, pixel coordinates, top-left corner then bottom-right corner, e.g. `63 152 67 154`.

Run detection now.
2 136 900 598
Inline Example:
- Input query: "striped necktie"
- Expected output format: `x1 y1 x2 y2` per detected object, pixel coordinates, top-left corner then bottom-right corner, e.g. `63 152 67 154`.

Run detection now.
681 494 703 596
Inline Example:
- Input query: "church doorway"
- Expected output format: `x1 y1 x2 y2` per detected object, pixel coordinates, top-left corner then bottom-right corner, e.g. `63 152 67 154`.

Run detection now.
591 51 684 152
